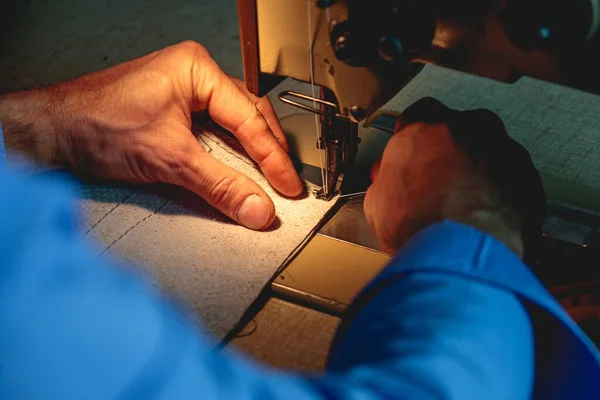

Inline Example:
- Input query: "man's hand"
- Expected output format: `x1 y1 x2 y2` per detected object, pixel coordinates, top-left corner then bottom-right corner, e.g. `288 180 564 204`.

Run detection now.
365 97 546 258
0 41 303 230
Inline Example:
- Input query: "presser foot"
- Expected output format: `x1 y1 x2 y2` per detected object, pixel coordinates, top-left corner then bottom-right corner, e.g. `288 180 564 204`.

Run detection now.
314 171 344 201
314 188 336 201
277 90 358 202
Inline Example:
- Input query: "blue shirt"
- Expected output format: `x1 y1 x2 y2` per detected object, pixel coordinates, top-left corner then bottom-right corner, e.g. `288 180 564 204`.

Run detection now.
0 125 598 399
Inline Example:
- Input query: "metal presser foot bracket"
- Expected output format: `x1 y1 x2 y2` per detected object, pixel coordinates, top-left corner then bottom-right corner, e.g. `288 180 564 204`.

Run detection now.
278 90 359 201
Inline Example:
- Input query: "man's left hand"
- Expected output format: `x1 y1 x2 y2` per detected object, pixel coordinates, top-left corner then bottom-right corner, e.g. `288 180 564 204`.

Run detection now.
0 41 303 230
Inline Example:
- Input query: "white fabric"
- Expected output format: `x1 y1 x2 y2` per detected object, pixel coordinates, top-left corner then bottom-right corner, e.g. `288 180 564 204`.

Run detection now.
80 127 337 339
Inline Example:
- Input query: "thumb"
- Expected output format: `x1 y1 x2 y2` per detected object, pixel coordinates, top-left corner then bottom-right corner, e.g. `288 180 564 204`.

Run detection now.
169 141 277 230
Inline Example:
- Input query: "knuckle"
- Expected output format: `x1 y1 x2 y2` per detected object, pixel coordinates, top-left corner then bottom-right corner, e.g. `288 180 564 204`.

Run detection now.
159 148 201 184
206 175 239 208
176 40 210 59
236 106 262 130
132 144 161 182
258 148 277 170
163 152 191 183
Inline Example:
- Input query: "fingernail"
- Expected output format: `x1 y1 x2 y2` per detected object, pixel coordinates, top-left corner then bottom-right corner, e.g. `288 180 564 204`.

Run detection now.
288 176 304 197
237 194 271 230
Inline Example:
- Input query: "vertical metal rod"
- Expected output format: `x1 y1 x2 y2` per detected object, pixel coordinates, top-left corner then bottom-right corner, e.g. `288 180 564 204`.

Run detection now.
319 87 338 194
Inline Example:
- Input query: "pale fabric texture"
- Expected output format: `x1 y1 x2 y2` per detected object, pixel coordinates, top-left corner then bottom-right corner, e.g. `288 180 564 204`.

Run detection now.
79 128 337 338
381 65 600 192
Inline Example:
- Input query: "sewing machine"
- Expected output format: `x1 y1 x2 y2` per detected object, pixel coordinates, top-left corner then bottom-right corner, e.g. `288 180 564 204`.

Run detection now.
235 0 600 324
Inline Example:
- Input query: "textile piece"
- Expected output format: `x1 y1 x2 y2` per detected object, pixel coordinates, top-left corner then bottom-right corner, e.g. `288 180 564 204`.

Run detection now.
381 65 600 192
79 128 337 339
231 298 340 372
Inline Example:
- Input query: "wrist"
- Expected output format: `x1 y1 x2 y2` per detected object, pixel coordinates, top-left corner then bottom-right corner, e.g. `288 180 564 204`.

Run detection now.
453 208 524 258
441 179 525 258
0 87 72 167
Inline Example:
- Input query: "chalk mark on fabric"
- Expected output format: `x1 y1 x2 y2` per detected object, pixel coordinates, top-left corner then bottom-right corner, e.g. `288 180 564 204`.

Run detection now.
100 199 171 255
85 190 137 236
200 132 256 169
198 135 213 153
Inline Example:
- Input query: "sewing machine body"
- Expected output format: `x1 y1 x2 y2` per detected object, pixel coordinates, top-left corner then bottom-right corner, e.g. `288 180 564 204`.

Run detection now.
238 0 600 200
236 0 600 313
240 0 600 118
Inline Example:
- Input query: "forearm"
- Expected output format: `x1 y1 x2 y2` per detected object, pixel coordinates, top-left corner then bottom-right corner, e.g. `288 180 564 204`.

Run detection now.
0 86 73 166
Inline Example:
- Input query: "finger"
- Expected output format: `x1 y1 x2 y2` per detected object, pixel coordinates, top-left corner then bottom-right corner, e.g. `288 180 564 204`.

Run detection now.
193 58 302 197
170 141 277 230
229 76 290 152
394 114 409 134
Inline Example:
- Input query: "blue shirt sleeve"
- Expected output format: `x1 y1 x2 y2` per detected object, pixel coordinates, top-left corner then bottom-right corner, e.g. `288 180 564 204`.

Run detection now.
327 259 534 400
0 145 538 399
0 162 322 400
329 221 600 399
0 123 6 163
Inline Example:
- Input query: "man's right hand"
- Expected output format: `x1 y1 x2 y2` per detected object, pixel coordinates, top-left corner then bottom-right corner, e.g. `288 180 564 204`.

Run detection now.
364 97 546 257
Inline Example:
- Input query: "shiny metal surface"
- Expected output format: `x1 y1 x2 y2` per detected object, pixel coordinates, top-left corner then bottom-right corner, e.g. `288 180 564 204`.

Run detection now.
319 197 381 251
272 234 391 314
